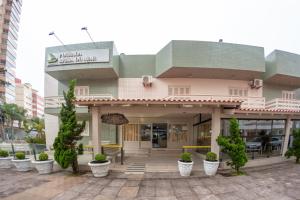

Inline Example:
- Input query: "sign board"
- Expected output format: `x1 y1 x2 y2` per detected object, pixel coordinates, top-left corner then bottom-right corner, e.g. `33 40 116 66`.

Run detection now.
47 49 110 66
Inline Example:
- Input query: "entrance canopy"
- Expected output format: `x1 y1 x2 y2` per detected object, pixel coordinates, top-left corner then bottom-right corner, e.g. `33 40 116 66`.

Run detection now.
75 98 242 108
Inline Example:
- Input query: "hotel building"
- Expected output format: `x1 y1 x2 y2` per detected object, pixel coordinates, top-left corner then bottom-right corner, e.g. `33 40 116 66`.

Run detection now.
44 40 300 160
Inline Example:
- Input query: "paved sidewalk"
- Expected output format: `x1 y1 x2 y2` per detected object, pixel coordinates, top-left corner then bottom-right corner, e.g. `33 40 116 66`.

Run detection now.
1 161 300 200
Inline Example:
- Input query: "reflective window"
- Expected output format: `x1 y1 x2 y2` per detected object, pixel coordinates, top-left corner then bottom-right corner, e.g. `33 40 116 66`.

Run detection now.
140 124 151 141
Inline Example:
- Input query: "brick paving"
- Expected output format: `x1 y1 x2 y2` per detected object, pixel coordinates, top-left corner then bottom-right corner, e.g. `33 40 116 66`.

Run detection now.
0 161 300 200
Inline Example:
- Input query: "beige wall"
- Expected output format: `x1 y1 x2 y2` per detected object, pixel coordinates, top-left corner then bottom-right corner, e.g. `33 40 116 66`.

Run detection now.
119 78 262 99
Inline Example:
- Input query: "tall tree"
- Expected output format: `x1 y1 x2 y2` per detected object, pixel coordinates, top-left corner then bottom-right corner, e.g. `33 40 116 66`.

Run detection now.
217 118 248 174
53 80 85 173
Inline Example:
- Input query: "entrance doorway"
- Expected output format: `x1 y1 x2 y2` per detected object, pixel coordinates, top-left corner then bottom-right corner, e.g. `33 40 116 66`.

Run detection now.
152 123 167 148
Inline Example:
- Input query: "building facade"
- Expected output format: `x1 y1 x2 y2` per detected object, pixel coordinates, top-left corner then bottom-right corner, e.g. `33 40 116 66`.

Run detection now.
32 89 44 118
44 40 300 160
16 78 44 118
0 0 22 104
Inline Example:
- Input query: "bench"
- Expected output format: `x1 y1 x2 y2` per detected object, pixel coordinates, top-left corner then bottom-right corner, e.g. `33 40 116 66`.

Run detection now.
101 144 124 164
182 145 211 153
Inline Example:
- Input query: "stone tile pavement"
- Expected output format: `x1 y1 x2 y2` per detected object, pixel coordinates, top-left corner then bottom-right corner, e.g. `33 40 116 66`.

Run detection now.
1 161 300 200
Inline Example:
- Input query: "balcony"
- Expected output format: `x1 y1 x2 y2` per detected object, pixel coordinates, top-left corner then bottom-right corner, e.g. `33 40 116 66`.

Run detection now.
164 95 266 109
265 98 300 111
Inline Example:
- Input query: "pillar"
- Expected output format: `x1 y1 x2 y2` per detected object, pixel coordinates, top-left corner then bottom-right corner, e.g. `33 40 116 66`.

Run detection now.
91 107 102 154
211 108 221 159
118 125 123 146
282 115 292 157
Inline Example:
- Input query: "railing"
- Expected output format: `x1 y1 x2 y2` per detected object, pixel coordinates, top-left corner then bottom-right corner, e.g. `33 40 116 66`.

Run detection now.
45 94 114 108
265 98 300 111
164 95 266 109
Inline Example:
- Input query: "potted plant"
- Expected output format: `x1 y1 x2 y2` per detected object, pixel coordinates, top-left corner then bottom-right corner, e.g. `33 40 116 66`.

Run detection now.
0 149 12 168
88 153 111 177
203 152 219 176
178 152 193 176
12 152 31 172
32 152 54 174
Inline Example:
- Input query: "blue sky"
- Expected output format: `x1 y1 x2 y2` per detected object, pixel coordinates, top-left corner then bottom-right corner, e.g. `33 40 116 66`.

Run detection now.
16 0 300 96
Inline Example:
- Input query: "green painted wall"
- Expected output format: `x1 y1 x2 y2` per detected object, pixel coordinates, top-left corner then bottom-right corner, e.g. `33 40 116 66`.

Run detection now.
156 42 173 76
265 50 300 79
119 54 155 78
45 41 119 76
156 40 265 76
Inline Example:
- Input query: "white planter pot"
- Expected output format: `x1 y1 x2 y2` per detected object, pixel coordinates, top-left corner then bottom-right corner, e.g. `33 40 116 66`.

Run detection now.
178 160 194 176
32 160 54 174
88 160 111 177
203 160 219 176
0 157 12 168
12 158 32 172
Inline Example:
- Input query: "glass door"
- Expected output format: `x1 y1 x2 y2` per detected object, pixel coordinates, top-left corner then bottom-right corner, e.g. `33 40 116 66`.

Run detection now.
152 123 167 148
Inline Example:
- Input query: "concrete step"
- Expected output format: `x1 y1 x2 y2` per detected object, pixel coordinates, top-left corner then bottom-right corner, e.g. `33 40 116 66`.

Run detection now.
125 163 146 175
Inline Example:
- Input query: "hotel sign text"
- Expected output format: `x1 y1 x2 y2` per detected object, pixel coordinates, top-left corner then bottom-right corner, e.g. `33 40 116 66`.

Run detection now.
47 49 110 66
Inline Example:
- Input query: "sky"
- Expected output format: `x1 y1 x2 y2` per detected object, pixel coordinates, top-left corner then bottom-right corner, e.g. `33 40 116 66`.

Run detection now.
16 0 300 96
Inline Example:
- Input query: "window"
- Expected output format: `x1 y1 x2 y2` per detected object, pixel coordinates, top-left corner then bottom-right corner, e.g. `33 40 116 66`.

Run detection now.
74 86 89 96
168 86 191 96
282 91 295 100
229 87 248 97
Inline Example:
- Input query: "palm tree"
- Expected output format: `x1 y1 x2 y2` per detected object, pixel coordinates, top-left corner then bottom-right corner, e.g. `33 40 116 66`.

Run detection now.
32 117 45 142
1 103 27 155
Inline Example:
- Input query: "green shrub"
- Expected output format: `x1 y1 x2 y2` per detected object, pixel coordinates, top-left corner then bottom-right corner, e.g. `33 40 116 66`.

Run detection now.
217 118 248 175
285 129 300 163
25 136 46 144
180 152 192 162
95 154 107 162
206 152 217 162
53 80 86 173
78 143 84 155
15 152 25 160
0 149 9 157
39 152 48 161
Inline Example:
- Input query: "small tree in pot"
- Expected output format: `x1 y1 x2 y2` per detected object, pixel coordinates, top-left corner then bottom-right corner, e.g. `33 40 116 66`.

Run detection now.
12 152 31 172
0 149 12 168
178 152 193 176
285 129 300 163
88 153 111 177
32 152 54 174
203 152 219 176
217 118 248 175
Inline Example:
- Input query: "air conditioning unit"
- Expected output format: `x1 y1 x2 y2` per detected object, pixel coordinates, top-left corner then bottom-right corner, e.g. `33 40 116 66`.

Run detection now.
249 79 263 89
142 75 153 87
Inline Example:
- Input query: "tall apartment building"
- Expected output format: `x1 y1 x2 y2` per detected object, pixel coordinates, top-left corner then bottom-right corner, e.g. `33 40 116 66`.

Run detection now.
15 78 44 118
44 40 300 162
0 0 22 103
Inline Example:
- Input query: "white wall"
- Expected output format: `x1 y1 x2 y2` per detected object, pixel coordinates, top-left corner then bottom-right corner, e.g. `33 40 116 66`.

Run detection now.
119 78 262 99
45 113 59 149
44 74 59 148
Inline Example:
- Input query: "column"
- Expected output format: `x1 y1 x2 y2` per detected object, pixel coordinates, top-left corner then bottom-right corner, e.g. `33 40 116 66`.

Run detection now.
91 107 102 154
282 116 292 157
118 125 123 146
211 108 221 159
